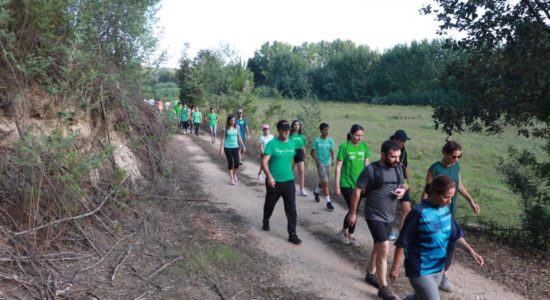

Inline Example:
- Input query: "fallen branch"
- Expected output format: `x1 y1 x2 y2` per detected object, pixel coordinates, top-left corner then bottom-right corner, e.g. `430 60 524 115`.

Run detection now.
129 268 162 290
147 256 183 279
133 288 156 300
81 232 136 272
205 276 226 300
111 245 133 281
14 196 110 236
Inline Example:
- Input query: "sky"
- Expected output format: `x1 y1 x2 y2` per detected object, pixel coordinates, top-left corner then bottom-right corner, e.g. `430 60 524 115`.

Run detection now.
155 0 446 68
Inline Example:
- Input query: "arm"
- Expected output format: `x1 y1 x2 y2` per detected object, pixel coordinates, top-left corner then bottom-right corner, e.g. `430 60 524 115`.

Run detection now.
310 149 320 165
389 246 405 281
421 169 434 199
330 148 335 166
347 187 363 225
219 129 225 155
335 160 343 196
237 129 246 152
458 174 480 213
455 237 484 267
261 154 275 188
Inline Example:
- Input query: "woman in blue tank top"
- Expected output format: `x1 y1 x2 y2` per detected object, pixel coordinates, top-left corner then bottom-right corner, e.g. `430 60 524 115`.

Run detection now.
219 114 245 185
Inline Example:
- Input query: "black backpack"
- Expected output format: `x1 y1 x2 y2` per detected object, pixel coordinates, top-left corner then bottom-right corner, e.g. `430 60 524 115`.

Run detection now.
363 161 403 194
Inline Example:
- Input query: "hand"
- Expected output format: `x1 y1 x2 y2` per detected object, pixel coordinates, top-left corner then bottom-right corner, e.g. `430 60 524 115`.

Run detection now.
267 177 276 188
471 251 484 267
389 265 400 282
347 213 357 226
392 187 406 200
219 149 222 156
331 160 335 166
335 188 341 197
470 201 480 214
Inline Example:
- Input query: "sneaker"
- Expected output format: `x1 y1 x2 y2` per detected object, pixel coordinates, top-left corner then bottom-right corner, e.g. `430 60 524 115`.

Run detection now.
314 191 320 202
299 189 308 197
439 275 452 292
230 179 236 185
349 234 361 247
257 174 263 181
365 273 380 288
389 231 398 241
233 175 238 183
378 286 397 300
326 202 334 211
262 220 270 231
288 233 302 245
338 229 350 245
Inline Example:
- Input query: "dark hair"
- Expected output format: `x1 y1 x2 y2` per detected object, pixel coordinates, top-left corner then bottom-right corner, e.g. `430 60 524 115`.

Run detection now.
319 122 329 131
210 107 214 111
276 119 290 130
225 114 236 128
424 175 456 196
291 120 302 134
381 140 401 154
347 124 364 141
442 140 462 154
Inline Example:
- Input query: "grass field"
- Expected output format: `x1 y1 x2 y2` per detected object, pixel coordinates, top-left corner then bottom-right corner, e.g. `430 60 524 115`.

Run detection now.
253 98 544 228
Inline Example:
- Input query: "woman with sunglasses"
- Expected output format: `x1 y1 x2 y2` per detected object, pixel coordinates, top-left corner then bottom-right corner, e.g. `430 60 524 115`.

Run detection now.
422 140 480 292
219 114 246 185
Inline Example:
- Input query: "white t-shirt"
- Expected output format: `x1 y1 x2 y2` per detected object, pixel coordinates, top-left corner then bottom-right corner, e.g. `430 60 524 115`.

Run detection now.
258 134 274 148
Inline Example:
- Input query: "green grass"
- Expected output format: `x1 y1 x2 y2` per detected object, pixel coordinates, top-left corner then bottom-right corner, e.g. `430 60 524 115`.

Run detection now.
254 98 545 228
177 244 242 276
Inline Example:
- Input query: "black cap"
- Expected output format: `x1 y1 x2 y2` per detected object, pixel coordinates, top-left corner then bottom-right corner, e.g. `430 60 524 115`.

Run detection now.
393 129 410 141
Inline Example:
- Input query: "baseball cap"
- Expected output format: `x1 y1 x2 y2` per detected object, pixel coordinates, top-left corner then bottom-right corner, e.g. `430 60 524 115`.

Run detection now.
262 124 269 129
393 129 411 141
276 120 290 131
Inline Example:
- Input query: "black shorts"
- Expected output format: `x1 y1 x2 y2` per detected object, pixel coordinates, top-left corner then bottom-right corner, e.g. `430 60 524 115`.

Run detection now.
294 148 305 163
366 219 393 243
400 190 411 203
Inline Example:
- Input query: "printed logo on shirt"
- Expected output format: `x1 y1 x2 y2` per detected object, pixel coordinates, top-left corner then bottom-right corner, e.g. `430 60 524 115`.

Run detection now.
275 148 295 155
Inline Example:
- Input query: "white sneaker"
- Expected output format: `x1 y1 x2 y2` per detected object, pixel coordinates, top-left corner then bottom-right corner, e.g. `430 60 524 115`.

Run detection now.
338 229 351 245
299 189 308 197
258 174 264 181
230 179 236 185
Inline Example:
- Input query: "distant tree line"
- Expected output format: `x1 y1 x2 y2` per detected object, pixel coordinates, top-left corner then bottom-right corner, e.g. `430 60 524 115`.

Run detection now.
245 39 464 105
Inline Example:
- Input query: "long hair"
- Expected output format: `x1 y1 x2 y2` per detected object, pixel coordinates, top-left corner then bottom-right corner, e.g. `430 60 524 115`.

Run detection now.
347 124 364 141
290 120 302 134
225 114 236 129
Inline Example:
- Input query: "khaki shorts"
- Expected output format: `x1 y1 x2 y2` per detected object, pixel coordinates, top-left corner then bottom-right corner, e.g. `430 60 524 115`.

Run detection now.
316 163 331 183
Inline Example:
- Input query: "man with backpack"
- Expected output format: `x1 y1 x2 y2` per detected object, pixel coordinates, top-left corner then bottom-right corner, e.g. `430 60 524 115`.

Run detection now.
347 140 406 300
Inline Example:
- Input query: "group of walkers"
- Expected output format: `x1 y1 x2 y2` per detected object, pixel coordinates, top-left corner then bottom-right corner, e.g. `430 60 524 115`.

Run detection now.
255 118 483 300
172 103 483 300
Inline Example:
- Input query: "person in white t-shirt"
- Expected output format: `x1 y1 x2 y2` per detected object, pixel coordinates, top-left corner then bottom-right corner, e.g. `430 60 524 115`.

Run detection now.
257 124 274 180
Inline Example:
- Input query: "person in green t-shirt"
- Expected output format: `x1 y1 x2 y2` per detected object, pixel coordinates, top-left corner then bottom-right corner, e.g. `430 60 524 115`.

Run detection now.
335 124 370 246
191 106 202 136
261 120 302 245
290 120 308 197
180 104 190 134
207 107 220 144
174 103 183 131
311 122 335 211
422 140 480 292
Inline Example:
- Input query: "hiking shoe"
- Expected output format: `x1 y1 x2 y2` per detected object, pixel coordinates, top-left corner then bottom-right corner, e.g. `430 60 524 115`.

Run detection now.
365 273 380 288
326 202 334 211
299 189 308 197
314 191 320 202
288 233 302 245
378 286 397 300
389 230 398 241
262 220 270 231
338 229 351 245
439 275 452 292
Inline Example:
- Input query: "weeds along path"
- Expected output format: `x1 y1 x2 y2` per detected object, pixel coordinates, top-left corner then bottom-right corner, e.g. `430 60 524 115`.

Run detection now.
178 133 525 300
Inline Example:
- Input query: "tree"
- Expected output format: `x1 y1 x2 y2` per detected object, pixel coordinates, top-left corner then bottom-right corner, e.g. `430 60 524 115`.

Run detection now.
423 0 550 249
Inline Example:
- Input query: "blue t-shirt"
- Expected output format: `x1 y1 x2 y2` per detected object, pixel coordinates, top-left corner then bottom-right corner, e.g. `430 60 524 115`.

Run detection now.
224 127 239 149
236 118 248 142
395 200 464 277
312 136 334 166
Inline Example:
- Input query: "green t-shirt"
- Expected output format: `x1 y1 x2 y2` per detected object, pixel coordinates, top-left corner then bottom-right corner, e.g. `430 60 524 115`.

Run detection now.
312 136 334 166
264 138 296 182
337 141 370 188
207 113 218 126
429 161 460 214
174 106 183 117
181 108 190 121
223 127 239 148
192 111 202 123
289 133 305 149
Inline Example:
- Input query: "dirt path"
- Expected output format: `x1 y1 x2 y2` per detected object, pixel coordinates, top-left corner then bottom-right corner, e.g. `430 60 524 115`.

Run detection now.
177 133 525 300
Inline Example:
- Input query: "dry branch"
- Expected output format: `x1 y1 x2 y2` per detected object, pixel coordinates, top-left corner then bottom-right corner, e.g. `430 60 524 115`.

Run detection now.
147 256 183 279
81 232 136 272
111 245 132 281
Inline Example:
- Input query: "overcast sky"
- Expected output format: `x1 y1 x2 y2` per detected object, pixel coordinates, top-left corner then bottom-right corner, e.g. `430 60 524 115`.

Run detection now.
156 0 445 68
